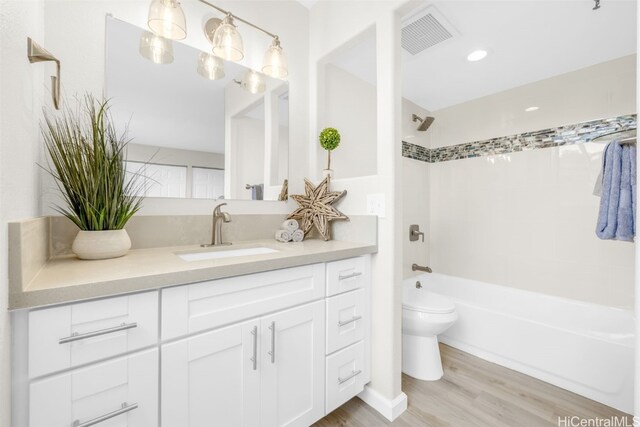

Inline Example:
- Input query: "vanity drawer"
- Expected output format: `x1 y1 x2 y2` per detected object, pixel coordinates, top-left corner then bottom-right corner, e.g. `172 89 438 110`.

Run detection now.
326 289 365 354
162 263 325 340
28 291 158 378
325 341 366 414
326 257 367 296
29 348 158 427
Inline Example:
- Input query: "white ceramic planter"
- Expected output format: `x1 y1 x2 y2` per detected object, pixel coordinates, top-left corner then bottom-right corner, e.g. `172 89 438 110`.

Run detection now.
72 229 132 260
323 168 333 179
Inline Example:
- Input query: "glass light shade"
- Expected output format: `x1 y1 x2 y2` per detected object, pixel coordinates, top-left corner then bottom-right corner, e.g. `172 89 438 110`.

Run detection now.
197 52 225 80
139 31 174 64
147 0 187 40
212 15 244 62
241 70 265 94
262 38 288 79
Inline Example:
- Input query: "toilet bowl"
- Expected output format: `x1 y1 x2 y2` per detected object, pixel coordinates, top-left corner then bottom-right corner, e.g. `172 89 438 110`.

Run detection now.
402 281 458 381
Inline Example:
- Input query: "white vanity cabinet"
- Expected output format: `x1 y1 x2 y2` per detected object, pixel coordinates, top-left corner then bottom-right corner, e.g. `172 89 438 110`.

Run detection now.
12 255 371 427
162 301 325 427
162 319 262 426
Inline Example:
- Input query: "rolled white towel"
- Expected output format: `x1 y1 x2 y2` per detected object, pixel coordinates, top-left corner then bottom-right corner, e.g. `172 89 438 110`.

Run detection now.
291 229 304 242
275 229 292 243
281 219 299 232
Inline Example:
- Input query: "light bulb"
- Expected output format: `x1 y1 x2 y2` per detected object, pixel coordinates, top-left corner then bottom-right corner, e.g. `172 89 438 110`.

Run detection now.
147 0 187 40
262 37 288 79
212 15 244 62
139 31 174 64
241 70 265 94
197 52 225 80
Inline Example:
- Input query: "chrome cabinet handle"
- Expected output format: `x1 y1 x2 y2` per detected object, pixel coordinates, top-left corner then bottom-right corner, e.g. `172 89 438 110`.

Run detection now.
59 322 138 344
338 370 362 385
267 321 275 364
250 326 258 370
338 315 362 327
72 402 138 427
338 272 362 281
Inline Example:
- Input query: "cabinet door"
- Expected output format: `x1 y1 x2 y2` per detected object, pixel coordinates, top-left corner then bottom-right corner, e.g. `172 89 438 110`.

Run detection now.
162 320 260 427
261 301 325 427
29 349 158 427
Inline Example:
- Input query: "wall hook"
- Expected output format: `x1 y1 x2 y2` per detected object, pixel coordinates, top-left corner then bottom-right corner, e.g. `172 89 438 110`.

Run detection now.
27 37 61 109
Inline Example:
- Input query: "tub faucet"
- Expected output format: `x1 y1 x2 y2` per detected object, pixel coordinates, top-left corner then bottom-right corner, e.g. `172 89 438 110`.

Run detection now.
202 203 232 247
412 263 432 273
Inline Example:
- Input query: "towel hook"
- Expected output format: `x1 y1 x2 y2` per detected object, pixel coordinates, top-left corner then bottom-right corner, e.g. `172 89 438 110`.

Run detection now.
27 38 61 110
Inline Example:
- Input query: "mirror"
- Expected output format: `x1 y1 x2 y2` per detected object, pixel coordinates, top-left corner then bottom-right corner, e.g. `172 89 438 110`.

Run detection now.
105 17 289 201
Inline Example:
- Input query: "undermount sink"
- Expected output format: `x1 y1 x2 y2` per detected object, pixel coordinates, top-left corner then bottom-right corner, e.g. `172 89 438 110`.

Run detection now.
176 245 280 262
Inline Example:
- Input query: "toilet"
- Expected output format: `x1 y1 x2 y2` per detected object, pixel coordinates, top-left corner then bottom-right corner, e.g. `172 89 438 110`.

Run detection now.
402 280 458 381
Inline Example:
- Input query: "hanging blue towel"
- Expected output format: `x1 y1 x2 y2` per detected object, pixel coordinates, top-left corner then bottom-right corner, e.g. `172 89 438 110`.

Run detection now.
596 139 636 241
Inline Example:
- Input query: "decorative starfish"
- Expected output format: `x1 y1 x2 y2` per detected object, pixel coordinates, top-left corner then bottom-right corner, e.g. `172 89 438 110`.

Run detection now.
288 176 349 241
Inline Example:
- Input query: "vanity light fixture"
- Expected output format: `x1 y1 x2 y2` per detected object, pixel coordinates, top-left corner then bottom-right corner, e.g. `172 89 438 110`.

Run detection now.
139 31 174 64
146 0 288 78
197 52 225 80
467 49 488 62
147 0 187 40
525 106 539 112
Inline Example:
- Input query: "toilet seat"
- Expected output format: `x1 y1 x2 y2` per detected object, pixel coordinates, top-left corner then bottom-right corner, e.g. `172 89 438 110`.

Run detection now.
402 291 456 314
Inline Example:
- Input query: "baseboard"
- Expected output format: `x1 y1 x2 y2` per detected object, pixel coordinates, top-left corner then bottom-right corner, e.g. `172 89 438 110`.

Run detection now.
357 385 408 421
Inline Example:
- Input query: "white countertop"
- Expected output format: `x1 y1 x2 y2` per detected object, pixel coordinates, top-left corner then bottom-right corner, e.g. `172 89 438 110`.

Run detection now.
11 239 377 309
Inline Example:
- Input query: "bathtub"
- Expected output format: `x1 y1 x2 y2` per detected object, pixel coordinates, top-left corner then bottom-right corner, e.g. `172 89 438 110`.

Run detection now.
408 273 635 414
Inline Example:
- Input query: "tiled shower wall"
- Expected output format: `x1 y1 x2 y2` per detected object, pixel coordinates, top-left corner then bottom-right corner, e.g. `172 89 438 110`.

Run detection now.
403 55 636 308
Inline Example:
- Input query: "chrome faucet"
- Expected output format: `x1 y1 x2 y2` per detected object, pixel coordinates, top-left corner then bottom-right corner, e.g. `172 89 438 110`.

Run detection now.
202 203 232 247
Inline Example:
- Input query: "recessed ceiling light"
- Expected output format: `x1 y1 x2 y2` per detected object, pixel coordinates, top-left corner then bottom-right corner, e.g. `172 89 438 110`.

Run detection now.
467 49 488 62
525 106 539 112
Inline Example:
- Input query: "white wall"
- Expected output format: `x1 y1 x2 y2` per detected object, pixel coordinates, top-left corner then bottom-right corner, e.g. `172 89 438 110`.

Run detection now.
309 0 413 413
232 117 265 199
319 64 377 179
428 56 636 308
0 2 45 424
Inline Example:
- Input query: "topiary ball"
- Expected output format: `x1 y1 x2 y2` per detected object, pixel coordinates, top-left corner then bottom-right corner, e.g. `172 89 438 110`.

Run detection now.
319 127 340 151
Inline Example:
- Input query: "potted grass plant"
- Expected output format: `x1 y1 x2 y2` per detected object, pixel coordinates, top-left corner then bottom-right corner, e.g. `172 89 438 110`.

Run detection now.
319 127 340 178
41 95 144 260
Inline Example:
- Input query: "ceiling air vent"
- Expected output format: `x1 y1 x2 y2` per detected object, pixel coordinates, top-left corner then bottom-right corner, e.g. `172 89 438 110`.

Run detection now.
401 6 455 55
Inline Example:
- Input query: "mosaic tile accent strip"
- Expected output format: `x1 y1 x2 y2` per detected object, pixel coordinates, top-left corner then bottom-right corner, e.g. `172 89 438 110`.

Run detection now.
402 140 430 162
402 114 636 164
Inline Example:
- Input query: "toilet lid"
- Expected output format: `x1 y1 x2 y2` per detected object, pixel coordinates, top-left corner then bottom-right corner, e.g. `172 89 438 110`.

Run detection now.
403 290 456 314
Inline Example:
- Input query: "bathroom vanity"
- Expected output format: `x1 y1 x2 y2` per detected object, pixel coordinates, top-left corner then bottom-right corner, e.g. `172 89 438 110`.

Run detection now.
9 220 374 427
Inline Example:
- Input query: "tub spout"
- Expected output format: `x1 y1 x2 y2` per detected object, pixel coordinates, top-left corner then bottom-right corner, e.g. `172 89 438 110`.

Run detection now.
412 263 432 273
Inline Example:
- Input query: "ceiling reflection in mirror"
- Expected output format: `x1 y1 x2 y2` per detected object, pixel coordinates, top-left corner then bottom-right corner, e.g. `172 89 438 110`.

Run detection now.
106 17 289 201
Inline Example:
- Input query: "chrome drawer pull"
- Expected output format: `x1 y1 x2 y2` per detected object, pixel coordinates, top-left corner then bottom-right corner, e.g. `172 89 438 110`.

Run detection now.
338 315 362 327
250 326 258 370
59 322 138 344
267 321 276 364
338 370 362 385
72 402 138 427
338 272 362 281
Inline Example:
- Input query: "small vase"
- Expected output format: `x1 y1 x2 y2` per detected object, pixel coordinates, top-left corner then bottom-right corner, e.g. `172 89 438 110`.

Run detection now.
72 229 132 260
323 168 333 179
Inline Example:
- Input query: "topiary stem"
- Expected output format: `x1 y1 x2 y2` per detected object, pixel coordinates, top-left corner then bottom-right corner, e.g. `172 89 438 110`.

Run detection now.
327 150 331 170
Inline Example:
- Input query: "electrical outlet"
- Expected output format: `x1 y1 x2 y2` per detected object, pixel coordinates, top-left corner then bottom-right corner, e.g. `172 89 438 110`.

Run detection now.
367 193 386 217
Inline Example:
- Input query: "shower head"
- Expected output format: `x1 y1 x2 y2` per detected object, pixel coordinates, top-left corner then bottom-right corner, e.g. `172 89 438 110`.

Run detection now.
412 114 435 132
